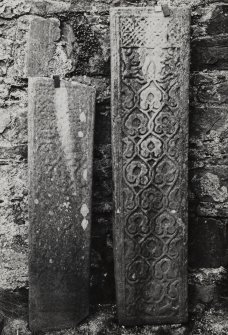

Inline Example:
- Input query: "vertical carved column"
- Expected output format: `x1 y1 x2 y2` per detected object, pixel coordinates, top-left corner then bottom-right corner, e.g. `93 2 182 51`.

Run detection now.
111 7 190 325
28 78 95 331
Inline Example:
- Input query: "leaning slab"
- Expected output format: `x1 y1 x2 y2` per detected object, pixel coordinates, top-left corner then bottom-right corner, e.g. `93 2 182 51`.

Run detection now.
111 6 190 325
28 78 95 331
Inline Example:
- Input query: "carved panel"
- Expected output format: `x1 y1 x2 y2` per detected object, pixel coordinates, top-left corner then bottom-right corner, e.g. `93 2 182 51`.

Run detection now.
28 78 95 331
111 7 190 325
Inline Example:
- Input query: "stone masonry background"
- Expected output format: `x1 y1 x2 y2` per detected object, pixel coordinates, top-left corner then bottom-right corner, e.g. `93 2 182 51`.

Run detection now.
1 0 228 334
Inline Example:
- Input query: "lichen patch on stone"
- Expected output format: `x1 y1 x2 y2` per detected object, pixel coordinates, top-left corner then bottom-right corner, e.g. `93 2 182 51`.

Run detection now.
81 218 89 230
80 203 89 217
80 111 86 122
200 172 228 202
83 169 88 181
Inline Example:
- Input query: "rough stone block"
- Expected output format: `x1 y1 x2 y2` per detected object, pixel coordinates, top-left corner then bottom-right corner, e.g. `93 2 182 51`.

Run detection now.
194 5 228 37
111 6 190 325
14 16 75 78
191 71 228 106
0 0 31 19
190 166 228 204
189 106 228 167
66 13 110 76
0 162 28 290
191 36 228 71
28 78 95 331
189 267 226 305
189 164 228 219
189 217 228 268
0 107 28 147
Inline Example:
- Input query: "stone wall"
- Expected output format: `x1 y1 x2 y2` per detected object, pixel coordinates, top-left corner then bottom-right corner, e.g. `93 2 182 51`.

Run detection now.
0 0 228 332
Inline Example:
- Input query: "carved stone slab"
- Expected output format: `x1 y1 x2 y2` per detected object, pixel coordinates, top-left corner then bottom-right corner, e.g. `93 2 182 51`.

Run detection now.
14 16 60 78
28 78 95 331
110 7 190 325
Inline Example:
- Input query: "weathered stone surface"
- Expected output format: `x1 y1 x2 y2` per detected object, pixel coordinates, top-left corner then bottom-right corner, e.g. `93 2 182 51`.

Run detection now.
111 7 190 325
189 165 228 219
64 13 110 76
29 0 224 14
14 16 75 78
191 71 228 106
0 162 28 290
0 0 31 19
1 0 228 330
191 4 228 38
191 166 228 203
189 217 228 268
72 76 110 103
189 106 228 167
0 288 28 319
28 78 95 331
189 267 226 305
2 319 31 335
191 36 228 71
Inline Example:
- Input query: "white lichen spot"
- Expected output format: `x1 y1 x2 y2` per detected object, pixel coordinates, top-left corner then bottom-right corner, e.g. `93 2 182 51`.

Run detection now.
171 210 176 214
200 172 228 202
81 218 89 230
155 5 162 12
78 131 84 138
80 204 89 217
80 112 86 122
63 202 70 209
34 199 39 204
83 169 88 181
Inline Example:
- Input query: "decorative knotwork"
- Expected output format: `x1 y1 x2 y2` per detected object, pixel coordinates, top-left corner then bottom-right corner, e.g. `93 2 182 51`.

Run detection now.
118 12 188 320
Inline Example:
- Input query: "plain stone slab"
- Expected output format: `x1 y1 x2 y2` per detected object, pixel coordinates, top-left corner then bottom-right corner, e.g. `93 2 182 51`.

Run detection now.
110 6 190 325
28 78 95 332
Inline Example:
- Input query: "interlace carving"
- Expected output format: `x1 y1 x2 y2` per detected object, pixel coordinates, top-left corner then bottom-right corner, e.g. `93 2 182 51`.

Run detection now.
115 12 189 321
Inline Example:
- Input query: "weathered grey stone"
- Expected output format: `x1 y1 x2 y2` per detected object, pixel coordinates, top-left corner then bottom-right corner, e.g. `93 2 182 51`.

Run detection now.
0 0 31 19
2 319 31 335
191 71 228 106
111 6 190 325
189 106 228 167
72 76 110 103
191 4 228 37
191 167 228 203
65 13 110 76
0 162 28 290
189 217 228 267
28 78 95 331
189 267 226 305
191 36 228 71
14 16 75 78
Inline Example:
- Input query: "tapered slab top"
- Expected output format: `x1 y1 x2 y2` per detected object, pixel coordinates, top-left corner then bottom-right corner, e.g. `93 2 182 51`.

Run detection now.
28 78 95 331
111 6 190 325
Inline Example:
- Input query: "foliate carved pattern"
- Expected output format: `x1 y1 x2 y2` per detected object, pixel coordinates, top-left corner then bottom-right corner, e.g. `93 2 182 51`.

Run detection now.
115 11 189 322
